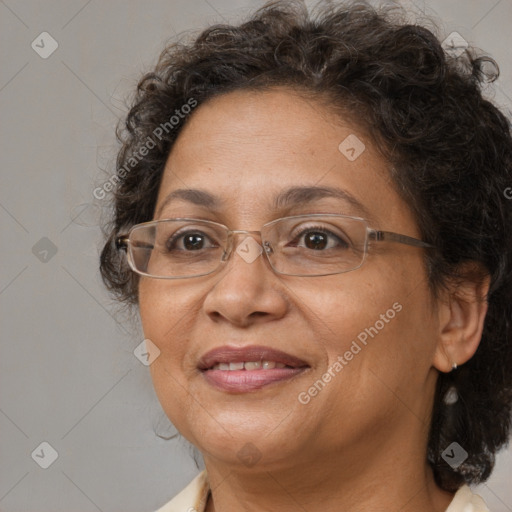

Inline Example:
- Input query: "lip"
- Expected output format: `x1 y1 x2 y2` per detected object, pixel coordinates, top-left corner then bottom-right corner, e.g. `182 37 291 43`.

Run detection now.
198 344 310 393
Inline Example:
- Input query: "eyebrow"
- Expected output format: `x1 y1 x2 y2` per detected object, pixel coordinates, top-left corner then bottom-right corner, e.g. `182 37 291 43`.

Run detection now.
155 185 376 222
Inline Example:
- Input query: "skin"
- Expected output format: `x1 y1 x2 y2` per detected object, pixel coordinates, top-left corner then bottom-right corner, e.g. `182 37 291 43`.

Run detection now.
138 88 490 512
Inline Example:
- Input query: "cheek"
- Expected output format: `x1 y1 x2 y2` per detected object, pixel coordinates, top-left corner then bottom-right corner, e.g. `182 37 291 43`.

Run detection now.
138 281 192 389
138 280 171 345
302 257 435 383
138 278 197 347
139 280 209 387
327 268 436 409
140 280 205 441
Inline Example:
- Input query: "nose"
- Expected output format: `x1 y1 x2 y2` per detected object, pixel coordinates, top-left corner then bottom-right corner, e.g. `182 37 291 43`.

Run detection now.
202 233 288 327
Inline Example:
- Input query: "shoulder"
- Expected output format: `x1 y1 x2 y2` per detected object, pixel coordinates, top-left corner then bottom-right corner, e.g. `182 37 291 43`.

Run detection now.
445 485 490 512
154 471 210 512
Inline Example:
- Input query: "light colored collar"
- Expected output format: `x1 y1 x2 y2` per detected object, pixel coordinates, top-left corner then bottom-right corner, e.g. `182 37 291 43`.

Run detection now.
154 470 209 512
445 484 489 512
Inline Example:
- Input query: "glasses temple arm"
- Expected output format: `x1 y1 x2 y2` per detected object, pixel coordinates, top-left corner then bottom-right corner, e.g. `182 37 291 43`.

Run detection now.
115 236 129 251
369 230 435 249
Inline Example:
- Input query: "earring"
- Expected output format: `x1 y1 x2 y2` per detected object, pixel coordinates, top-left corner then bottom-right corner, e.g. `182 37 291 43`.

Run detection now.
444 385 459 405
451 362 458 371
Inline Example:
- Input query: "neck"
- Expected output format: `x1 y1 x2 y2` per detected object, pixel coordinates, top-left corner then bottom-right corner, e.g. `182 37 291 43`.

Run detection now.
203 421 454 512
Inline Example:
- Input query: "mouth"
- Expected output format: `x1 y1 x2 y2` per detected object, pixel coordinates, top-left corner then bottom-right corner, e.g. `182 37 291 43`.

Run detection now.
197 345 310 392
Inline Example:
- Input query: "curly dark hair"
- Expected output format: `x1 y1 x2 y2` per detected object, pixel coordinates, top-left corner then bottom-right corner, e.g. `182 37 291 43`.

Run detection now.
99 0 512 493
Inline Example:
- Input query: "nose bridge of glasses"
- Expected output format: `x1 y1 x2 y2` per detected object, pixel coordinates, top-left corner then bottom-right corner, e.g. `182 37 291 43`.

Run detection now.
225 229 264 249
221 229 270 264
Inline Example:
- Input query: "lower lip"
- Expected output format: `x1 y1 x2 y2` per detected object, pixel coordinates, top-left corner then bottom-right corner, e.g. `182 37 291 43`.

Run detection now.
201 368 308 392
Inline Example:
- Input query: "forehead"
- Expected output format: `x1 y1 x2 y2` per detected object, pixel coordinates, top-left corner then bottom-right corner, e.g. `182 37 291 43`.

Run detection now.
155 88 412 230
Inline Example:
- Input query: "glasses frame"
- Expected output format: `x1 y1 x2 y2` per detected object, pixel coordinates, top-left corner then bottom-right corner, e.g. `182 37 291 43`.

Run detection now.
115 214 435 279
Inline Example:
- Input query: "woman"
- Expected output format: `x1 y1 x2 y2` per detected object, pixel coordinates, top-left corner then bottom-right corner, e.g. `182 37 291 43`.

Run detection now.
100 1 512 510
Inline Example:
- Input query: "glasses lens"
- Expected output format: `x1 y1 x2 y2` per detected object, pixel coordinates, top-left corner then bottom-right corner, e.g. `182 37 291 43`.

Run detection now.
265 215 367 276
126 215 368 278
128 220 227 278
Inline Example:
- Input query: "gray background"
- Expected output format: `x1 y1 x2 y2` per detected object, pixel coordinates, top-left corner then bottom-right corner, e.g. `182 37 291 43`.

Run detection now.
1 0 511 511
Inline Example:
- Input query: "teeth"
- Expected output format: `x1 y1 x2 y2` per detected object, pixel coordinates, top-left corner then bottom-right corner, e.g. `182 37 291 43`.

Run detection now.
244 361 261 370
211 361 289 371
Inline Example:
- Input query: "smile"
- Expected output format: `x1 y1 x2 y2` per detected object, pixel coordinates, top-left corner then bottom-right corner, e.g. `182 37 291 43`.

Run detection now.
198 345 310 392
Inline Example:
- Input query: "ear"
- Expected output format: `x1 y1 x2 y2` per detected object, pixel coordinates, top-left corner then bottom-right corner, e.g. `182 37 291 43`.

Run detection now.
433 263 491 373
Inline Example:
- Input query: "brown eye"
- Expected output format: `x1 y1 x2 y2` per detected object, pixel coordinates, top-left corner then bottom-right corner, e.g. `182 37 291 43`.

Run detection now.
165 231 217 252
291 226 350 251
304 231 328 250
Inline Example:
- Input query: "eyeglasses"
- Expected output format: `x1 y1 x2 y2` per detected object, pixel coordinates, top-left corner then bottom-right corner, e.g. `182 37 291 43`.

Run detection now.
115 214 434 279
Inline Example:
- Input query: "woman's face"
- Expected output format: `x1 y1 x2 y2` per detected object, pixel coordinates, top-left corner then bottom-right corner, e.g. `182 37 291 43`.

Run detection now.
139 88 441 472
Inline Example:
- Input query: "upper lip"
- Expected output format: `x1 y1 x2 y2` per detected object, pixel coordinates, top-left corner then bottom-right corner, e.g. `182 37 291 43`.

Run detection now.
197 345 310 370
